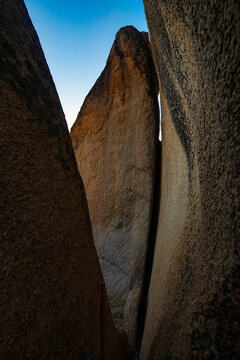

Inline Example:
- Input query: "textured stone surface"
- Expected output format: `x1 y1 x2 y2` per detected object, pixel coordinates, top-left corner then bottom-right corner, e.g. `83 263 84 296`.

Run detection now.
140 1 240 359
0 1 130 358
71 26 159 349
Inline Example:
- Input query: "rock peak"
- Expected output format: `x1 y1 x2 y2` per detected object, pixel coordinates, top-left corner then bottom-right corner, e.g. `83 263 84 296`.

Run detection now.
108 26 150 61
115 25 143 38
71 26 157 143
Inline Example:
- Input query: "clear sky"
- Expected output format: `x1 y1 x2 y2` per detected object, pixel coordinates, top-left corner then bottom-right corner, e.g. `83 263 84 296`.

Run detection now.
24 0 148 129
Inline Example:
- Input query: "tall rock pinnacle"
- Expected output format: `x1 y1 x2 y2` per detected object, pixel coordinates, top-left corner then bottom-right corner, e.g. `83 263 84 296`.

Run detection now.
71 26 159 349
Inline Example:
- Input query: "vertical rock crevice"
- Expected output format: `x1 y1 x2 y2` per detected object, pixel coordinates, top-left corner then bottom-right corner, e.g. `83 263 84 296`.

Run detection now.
136 139 162 356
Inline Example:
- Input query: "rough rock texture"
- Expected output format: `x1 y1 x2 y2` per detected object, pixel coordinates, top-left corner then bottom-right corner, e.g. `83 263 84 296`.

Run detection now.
71 26 159 349
140 1 240 359
0 1 130 358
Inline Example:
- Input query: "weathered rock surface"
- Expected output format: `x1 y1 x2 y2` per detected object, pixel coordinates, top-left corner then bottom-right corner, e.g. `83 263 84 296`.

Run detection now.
71 26 159 348
140 1 240 359
0 1 130 358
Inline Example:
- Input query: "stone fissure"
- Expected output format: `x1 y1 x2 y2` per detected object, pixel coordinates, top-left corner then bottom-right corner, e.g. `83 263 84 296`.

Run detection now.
136 140 162 356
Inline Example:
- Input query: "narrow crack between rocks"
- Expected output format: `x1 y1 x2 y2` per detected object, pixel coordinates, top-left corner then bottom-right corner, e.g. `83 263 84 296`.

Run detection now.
135 139 162 357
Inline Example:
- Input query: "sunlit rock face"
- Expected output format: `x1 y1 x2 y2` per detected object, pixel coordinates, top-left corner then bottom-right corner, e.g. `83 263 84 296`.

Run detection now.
141 1 240 359
71 26 159 349
0 1 130 358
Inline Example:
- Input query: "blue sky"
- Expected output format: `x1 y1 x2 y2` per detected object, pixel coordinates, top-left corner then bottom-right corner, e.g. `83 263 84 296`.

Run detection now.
24 0 148 129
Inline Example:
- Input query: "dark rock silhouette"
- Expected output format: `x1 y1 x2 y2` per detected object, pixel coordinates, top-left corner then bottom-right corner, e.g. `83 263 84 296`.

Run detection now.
141 0 240 359
0 1 130 358
71 26 159 349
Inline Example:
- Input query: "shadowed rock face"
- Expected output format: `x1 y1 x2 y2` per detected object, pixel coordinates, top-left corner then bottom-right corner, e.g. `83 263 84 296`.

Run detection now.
0 1 130 358
141 1 240 359
71 26 159 349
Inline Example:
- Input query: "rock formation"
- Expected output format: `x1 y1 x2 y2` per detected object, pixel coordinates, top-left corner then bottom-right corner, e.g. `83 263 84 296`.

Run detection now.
140 1 240 359
71 26 159 349
0 1 130 358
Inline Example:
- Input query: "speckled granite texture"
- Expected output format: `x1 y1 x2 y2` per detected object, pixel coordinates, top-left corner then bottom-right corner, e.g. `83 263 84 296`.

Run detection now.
141 1 240 359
